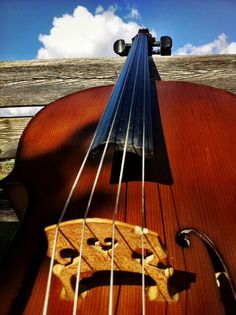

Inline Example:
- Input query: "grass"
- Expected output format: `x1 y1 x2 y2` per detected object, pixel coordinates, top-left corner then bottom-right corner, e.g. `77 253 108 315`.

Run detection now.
0 159 14 180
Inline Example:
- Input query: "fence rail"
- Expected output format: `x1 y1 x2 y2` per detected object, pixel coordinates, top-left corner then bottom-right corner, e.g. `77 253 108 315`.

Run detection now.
0 55 236 172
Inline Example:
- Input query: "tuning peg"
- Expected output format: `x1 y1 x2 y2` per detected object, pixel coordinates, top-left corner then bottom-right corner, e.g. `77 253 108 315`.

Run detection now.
113 39 131 56
113 33 173 56
160 36 172 56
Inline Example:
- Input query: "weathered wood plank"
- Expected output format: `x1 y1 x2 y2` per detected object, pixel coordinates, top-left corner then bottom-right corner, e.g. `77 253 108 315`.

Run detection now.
0 55 236 175
0 58 123 106
0 55 236 108
0 117 31 160
151 55 236 93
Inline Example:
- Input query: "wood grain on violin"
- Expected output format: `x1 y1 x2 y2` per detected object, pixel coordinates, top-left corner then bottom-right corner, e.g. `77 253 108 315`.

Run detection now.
0 81 235 314
0 30 235 314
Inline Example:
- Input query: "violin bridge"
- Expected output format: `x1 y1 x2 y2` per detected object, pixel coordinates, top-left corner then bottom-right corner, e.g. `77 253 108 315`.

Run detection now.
45 218 178 303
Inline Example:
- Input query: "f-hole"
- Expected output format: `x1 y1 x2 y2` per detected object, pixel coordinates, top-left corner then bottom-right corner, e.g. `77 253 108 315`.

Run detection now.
70 269 196 298
71 270 156 295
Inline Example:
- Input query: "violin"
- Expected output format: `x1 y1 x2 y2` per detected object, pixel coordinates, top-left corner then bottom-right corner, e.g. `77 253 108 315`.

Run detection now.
0 29 235 315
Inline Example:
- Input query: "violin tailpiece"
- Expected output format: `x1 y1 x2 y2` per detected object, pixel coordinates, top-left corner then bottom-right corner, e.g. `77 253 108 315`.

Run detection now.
45 218 179 303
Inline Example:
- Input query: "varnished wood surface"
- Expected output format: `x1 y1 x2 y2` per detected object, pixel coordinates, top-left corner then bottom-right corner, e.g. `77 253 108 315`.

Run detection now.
0 82 235 314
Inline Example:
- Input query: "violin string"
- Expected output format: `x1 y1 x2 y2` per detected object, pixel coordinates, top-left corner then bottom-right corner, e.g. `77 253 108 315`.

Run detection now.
42 129 98 315
141 36 149 315
42 56 133 314
72 118 115 315
43 33 144 315
141 134 146 315
42 35 141 314
72 37 141 315
43 53 135 315
71 47 137 315
108 34 143 315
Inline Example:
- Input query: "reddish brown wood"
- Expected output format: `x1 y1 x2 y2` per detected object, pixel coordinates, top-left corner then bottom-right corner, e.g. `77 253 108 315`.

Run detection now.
0 82 235 315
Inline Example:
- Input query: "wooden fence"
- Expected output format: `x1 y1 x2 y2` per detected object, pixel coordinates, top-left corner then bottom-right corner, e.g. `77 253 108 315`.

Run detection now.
1 55 236 163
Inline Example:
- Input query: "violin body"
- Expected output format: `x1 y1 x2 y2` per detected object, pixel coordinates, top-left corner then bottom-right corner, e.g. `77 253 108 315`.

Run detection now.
0 81 235 315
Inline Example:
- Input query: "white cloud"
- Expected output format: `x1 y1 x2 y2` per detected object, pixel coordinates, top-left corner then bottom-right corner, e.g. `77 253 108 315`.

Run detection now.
95 5 104 14
0 106 43 117
127 8 141 20
37 5 143 59
176 33 236 55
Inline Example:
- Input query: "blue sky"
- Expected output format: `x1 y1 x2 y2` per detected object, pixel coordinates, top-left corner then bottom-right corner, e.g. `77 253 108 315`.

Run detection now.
0 0 236 60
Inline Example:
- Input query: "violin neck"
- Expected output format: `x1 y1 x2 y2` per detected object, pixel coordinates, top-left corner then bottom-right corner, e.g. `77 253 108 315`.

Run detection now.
91 31 154 158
